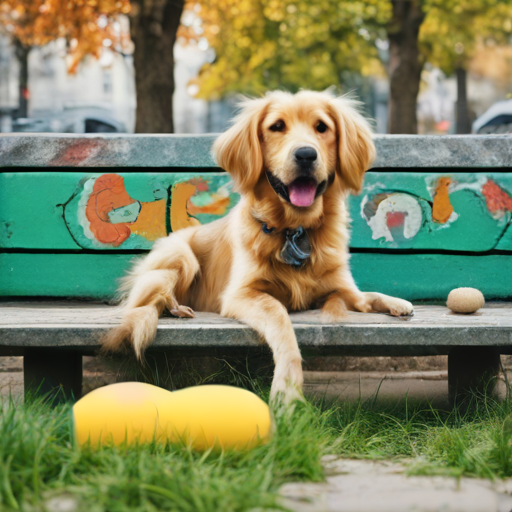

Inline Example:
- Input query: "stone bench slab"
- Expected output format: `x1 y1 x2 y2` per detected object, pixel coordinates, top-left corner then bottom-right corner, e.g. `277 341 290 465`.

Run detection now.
1 302 511 357
1 133 511 168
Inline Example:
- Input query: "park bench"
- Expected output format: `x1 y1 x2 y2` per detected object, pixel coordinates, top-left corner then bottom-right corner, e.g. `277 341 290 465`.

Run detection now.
0 133 511 404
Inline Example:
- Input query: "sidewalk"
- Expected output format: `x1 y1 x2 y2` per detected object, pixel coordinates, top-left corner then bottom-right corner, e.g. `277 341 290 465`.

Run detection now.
281 458 512 512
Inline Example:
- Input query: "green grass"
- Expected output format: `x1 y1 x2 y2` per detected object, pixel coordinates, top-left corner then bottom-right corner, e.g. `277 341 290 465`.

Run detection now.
3 392 512 511
327 394 512 479
0 394 328 512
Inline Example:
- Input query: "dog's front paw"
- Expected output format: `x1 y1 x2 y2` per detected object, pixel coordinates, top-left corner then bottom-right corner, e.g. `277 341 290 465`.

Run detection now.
270 383 305 406
170 305 195 318
321 309 345 323
270 358 305 406
387 298 414 317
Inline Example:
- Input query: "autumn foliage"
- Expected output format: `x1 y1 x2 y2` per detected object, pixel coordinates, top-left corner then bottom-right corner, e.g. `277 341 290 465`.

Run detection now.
183 0 388 99
0 0 131 72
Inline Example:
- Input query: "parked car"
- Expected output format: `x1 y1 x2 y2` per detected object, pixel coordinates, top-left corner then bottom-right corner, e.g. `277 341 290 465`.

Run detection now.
11 107 126 133
472 99 512 134
11 118 50 132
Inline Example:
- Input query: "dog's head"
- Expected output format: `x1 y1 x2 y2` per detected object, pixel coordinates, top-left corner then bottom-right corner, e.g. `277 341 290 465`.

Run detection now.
213 90 375 209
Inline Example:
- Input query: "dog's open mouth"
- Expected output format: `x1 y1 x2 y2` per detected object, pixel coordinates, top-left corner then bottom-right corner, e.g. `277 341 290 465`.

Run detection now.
266 171 323 208
288 177 318 207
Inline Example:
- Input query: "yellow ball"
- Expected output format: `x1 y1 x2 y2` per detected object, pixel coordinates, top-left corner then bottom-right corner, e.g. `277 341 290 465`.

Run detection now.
73 382 272 450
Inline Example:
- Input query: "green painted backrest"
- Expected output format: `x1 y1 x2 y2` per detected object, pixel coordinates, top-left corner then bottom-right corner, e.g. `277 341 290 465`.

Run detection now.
1 134 511 301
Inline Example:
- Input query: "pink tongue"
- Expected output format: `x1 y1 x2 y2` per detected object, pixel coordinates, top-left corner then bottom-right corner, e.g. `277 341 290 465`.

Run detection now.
289 181 317 207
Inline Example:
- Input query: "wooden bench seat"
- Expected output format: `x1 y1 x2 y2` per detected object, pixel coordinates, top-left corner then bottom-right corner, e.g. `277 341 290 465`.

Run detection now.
1 301 511 403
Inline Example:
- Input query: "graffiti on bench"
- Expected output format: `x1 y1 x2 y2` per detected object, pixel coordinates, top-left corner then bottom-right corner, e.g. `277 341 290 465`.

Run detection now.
54 172 512 251
61 173 239 249
355 174 512 251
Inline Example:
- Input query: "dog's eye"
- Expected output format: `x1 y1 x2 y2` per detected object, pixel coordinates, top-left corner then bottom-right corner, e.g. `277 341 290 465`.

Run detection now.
316 121 328 133
269 120 285 132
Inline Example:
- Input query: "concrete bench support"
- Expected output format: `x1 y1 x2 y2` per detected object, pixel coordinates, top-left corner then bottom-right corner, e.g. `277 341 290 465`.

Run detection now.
1 134 511 404
448 347 501 406
24 349 82 403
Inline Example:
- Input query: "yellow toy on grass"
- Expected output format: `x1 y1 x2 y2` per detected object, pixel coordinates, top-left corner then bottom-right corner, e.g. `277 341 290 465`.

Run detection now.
73 382 272 450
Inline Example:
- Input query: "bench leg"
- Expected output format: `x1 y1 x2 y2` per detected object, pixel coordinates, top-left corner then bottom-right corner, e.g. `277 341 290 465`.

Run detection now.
24 350 82 404
448 347 500 406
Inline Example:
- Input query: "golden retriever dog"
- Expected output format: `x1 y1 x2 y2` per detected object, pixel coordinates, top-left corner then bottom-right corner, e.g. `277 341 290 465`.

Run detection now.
103 90 413 403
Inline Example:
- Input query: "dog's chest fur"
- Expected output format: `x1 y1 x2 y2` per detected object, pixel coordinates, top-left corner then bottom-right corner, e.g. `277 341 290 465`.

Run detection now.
241 210 351 311
186 187 351 314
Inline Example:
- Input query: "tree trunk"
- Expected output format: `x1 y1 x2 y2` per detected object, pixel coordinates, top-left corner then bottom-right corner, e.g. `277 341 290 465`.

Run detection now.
14 39 30 118
455 66 471 134
130 0 185 133
386 0 426 134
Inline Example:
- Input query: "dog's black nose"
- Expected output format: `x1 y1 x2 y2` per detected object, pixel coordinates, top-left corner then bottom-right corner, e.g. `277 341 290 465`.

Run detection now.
294 147 317 164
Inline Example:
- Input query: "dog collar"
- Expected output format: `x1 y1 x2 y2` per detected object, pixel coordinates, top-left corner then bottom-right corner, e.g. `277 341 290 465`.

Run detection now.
261 222 311 268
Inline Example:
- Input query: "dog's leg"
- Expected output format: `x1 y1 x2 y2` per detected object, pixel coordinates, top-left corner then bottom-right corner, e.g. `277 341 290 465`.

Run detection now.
222 291 303 404
321 290 349 322
103 235 199 359
320 270 372 321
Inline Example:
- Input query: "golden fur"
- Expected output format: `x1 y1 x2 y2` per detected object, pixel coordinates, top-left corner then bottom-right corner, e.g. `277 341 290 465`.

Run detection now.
103 90 413 403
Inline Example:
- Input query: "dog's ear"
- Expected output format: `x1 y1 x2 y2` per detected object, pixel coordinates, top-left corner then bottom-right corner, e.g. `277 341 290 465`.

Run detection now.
212 97 270 194
328 96 375 194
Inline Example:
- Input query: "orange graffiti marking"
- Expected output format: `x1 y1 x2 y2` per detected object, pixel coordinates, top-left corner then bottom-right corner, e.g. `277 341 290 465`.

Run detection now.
482 180 512 216
187 178 209 192
86 174 133 246
187 197 230 216
171 180 231 228
131 199 167 241
171 182 201 231
432 177 453 224
84 173 233 245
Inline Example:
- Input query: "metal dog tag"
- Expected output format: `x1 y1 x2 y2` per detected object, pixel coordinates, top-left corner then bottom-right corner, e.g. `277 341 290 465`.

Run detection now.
281 226 311 268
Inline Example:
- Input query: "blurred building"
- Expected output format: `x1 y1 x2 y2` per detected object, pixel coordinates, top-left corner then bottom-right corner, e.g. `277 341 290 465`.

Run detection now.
0 31 234 134
0 33 135 133
30 40 136 132
0 34 17 131
173 42 236 133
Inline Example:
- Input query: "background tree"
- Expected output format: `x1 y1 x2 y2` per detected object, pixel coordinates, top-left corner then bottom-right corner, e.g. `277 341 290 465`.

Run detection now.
0 0 130 118
420 0 512 133
190 0 388 102
0 0 186 133
130 0 185 133
13 38 29 118
386 0 424 133
194 0 512 134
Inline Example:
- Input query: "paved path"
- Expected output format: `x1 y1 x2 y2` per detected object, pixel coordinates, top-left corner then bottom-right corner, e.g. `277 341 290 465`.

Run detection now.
281 458 512 512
